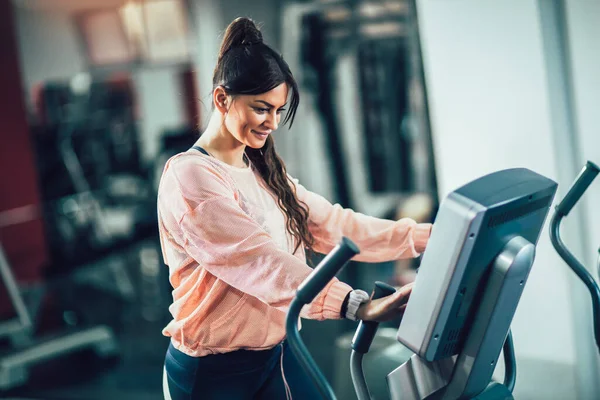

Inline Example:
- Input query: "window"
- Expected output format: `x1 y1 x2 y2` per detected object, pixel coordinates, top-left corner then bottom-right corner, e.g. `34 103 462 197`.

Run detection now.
77 0 190 66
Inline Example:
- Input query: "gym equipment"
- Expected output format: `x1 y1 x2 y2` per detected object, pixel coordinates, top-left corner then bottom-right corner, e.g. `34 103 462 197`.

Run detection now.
287 167 558 399
0 242 118 390
549 161 600 353
0 209 119 391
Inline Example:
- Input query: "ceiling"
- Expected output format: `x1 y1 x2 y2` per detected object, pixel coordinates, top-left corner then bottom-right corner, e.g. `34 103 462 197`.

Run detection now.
13 0 129 13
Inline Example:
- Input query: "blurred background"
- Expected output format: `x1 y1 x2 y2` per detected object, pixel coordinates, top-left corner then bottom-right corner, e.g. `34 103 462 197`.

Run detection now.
0 0 598 399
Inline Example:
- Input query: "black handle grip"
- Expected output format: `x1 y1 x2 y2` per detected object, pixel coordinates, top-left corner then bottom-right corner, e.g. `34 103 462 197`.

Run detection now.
556 161 599 216
351 281 396 354
296 237 360 304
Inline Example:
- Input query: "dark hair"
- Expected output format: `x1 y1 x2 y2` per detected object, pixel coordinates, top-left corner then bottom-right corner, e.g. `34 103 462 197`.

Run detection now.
212 17 314 255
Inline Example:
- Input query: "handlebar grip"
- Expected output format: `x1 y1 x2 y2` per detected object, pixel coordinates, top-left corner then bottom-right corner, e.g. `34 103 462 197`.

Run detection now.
372 281 397 300
351 281 397 354
296 237 360 304
556 161 599 216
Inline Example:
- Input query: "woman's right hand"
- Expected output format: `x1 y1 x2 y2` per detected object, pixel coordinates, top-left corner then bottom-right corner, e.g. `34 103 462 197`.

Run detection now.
355 282 414 323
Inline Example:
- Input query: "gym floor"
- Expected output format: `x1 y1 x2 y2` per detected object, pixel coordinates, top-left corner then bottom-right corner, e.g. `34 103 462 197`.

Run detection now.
5 321 169 400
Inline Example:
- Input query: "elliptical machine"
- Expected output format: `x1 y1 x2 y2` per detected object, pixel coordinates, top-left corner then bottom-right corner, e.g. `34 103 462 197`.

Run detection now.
285 162 600 399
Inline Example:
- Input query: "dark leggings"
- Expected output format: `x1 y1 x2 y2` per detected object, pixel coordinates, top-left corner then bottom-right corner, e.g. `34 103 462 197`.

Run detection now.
163 341 322 399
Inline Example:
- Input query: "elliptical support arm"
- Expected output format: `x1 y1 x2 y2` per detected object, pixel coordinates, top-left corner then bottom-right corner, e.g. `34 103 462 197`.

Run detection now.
286 237 360 400
549 161 600 354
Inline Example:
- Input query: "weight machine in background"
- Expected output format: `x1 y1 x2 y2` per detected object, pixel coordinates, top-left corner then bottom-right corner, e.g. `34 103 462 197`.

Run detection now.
279 2 439 396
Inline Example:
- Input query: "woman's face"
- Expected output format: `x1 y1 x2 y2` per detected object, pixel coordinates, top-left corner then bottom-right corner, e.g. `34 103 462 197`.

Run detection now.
222 83 288 148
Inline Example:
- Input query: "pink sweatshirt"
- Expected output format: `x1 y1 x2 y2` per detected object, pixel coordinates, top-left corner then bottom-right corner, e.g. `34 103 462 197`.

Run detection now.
158 150 431 357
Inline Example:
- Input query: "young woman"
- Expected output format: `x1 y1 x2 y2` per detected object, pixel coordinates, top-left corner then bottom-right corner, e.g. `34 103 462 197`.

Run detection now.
158 17 432 400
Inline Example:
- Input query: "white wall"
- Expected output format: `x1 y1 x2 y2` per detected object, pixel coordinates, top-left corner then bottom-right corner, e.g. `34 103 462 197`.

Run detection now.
13 5 86 107
133 68 186 163
188 0 222 125
417 0 597 398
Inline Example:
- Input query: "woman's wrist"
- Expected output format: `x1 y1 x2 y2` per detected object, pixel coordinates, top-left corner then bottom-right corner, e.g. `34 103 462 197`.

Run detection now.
355 303 367 321
342 289 370 320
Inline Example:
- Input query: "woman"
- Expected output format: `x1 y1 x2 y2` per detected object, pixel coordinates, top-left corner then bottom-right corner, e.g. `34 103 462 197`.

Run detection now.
158 17 432 400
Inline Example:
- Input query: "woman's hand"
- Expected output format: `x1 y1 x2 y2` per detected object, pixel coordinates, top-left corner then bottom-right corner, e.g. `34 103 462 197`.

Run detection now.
356 283 414 323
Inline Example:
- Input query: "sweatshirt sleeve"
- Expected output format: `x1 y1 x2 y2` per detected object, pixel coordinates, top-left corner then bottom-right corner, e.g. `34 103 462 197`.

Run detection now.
159 156 352 321
290 176 432 262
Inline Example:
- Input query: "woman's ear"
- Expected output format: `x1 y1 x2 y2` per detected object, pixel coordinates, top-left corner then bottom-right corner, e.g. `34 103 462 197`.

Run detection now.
213 86 230 114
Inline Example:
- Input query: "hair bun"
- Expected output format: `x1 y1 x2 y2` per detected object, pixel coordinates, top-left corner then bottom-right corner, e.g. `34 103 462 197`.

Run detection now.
218 17 264 60
235 17 263 45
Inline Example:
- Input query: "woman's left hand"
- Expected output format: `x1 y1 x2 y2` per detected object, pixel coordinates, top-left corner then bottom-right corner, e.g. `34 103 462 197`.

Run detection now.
355 283 414 323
